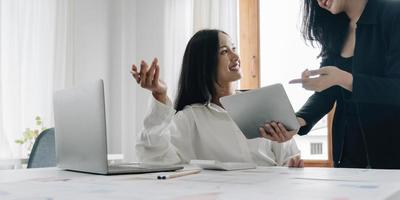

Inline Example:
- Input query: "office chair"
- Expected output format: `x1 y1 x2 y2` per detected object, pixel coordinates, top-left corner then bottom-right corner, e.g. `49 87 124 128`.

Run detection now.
27 128 56 168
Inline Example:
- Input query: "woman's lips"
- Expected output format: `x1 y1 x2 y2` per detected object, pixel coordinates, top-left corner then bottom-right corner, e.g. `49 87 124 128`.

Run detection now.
229 63 240 71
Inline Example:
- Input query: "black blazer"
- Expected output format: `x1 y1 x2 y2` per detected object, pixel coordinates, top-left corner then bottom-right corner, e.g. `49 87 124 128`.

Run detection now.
296 0 400 169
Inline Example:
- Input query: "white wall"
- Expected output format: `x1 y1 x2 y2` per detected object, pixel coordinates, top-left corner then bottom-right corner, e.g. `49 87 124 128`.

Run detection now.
70 0 115 152
72 0 110 85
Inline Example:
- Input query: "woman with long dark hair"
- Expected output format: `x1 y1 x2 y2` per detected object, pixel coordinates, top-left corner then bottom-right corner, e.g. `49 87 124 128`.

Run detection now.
131 29 303 167
262 0 400 169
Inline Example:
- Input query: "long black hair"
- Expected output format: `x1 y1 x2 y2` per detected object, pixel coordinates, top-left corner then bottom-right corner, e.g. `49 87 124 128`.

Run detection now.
174 29 225 112
301 0 350 57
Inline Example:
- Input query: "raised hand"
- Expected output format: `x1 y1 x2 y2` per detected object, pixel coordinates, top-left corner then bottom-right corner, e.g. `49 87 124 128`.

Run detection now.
131 58 168 104
289 66 353 92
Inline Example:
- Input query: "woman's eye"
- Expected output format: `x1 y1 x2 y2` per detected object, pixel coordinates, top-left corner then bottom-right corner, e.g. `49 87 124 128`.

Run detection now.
221 50 228 54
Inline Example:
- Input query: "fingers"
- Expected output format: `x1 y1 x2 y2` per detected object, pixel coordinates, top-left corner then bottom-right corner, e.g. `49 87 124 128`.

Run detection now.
154 64 160 85
289 69 310 84
139 61 149 87
289 79 303 84
288 68 313 84
265 123 281 142
301 77 323 92
131 64 138 73
291 158 300 168
259 127 276 141
288 158 295 167
301 69 310 79
307 69 322 76
288 156 304 168
294 157 304 168
146 58 157 86
131 64 140 83
278 123 291 141
299 159 305 168
308 67 329 76
270 122 286 142
136 58 160 89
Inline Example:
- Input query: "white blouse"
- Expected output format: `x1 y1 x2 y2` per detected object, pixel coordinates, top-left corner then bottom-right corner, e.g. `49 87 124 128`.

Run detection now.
136 98 300 166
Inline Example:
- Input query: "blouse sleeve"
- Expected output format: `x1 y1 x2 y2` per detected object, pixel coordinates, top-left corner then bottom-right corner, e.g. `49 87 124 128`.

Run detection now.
135 98 196 165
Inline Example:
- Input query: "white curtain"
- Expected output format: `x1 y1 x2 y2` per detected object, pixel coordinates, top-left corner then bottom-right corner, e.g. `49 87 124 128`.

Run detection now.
193 0 239 45
0 0 68 159
162 0 239 100
163 0 194 100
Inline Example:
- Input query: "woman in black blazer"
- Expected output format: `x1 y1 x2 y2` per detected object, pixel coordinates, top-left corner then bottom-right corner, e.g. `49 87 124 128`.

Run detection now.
259 0 400 169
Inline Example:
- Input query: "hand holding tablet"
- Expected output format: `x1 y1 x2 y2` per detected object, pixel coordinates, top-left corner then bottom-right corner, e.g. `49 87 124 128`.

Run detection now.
220 84 300 140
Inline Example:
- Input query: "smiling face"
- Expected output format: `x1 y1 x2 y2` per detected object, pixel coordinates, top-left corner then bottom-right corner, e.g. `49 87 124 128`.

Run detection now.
216 32 242 85
316 0 346 14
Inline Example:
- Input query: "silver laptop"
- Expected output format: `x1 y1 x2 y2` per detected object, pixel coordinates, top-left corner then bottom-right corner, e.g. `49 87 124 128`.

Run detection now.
220 83 300 139
53 79 183 175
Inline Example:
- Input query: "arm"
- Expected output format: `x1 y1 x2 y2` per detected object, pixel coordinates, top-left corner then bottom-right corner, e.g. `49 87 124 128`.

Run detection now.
291 55 339 135
135 98 196 165
291 13 400 106
296 85 338 135
131 58 196 165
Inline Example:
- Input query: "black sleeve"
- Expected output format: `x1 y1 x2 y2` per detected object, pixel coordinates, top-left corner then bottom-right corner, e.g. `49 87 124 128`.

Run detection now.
296 56 339 135
352 6 400 106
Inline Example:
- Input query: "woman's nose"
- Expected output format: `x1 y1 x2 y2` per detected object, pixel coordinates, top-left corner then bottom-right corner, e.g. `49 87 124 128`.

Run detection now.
230 52 239 61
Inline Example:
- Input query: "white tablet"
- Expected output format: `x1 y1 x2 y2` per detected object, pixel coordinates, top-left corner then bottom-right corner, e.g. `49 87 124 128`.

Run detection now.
220 83 300 139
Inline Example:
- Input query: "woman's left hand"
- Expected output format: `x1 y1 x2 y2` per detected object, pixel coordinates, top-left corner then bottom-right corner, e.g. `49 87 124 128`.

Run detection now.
289 66 353 92
288 156 304 168
259 121 298 143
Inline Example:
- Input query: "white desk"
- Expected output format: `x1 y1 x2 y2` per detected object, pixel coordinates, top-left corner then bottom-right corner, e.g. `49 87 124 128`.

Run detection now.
1 166 400 200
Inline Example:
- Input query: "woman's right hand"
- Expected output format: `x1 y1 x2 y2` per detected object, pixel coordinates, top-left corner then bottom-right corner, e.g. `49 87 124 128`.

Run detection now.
131 58 168 104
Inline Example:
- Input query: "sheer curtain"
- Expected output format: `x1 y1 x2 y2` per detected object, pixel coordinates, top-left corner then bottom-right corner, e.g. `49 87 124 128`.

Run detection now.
193 0 238 45
0 0 65 159
163 0 194 100
162 0 239 100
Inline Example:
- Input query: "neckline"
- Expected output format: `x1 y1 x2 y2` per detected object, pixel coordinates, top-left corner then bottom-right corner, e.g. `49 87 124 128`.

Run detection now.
339 55 354 60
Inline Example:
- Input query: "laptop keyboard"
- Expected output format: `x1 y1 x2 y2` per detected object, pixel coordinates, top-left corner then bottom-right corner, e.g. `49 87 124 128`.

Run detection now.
107 164 183 174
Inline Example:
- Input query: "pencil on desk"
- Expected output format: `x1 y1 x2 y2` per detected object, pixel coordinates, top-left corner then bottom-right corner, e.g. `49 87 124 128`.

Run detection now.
157 169 201 180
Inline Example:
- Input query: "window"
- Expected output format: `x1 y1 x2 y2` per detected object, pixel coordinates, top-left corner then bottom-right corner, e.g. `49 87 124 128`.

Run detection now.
239 0 333 167
311 143 323 155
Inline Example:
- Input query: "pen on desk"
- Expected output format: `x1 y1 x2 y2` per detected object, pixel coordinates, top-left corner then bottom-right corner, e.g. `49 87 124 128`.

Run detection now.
157 169 201 180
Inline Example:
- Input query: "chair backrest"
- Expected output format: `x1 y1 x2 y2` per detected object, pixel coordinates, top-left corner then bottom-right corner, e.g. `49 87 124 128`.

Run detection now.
27 128 56 168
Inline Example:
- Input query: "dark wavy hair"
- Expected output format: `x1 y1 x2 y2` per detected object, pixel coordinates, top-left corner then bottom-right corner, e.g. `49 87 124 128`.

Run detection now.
174 29 227 112
301 0 350 57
